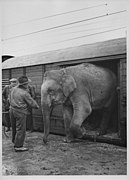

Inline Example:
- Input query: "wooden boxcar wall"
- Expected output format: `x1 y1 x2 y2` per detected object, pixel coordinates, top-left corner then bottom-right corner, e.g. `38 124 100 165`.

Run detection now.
2 53 126 143
25 65 44 131
119 58 126 143
2 69 10 80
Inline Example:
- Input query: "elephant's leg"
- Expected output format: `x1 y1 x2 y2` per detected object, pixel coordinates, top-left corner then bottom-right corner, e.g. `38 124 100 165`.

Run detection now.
70 99 92 139
63 105 75 143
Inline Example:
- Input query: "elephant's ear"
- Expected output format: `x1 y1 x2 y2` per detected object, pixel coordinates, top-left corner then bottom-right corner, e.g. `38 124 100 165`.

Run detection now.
62 75 76 97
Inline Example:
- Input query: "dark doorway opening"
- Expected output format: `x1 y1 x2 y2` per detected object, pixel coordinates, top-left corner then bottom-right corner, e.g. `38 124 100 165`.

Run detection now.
82 59 119 138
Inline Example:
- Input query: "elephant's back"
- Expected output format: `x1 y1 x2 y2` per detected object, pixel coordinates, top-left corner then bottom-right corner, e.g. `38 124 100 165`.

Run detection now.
66 63 116 85
81 63 116 91
66 63 117 108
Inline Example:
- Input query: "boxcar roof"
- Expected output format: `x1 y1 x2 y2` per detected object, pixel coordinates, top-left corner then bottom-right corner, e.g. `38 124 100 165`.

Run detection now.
2 38 126 69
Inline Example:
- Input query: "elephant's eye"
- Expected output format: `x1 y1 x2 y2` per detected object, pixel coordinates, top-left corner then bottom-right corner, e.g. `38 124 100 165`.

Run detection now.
49 90 55 95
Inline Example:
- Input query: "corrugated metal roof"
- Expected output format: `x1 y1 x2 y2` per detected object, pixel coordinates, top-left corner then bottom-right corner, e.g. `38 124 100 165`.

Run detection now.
2 38 126 69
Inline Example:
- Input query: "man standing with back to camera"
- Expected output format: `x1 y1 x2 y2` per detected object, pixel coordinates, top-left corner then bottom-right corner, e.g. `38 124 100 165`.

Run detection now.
9 76 39 152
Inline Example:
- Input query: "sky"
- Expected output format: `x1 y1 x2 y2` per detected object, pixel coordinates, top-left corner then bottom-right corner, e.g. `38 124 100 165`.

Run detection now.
1 0 128 57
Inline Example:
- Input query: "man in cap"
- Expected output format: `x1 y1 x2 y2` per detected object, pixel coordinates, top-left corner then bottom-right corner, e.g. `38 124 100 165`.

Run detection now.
9 75 39 152
2 78 17 132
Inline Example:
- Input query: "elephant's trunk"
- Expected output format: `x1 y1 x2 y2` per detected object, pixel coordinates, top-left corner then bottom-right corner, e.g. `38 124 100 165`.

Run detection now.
41 83 52 144
42 103 51 144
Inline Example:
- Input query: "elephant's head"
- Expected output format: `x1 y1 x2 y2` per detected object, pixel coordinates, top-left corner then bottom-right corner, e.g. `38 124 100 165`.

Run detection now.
41 69 76 143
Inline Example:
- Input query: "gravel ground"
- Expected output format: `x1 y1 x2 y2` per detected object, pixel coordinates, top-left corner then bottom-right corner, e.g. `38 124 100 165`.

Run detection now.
2 129 127 175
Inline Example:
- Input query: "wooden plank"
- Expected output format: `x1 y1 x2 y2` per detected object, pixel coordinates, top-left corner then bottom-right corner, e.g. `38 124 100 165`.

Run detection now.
119 58 126 143
33 115 43 131
33 115 65 134
11 68 24 78
26 66 42 75
50 127 65 135
26 66 43 96
117 61 121 137
42 65 45 82
2 70 10 79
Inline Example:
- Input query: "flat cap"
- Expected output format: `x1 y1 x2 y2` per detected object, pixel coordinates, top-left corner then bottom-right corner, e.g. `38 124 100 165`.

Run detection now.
9 78 17 82
18 76 29 85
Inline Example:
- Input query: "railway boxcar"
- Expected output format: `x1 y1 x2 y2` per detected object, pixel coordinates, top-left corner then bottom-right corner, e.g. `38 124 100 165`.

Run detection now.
2 38 126 146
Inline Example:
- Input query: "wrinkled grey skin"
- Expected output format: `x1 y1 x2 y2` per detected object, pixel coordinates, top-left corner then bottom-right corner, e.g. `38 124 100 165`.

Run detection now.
41 63 117 144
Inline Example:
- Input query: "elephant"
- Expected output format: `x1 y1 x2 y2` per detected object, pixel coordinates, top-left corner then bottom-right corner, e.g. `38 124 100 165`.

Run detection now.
41 63 117 144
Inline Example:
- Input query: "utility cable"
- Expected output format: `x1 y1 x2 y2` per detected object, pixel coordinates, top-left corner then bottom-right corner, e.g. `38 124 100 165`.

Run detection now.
3 26 126 54
48 27 126 45
59 11 126 30
59 24 125 35
2 10 126 41
3 3 107 27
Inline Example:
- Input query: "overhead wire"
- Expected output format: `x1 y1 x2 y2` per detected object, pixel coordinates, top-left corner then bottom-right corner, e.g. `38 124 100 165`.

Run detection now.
2 10 126 41
59 24 125 35
4 26 126 54
59 11 126 31
48 27 126 44
2 22 124 44
3 3 107 27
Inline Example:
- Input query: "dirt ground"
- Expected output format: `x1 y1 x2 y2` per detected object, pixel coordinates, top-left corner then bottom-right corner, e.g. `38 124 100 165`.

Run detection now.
2 128 127 175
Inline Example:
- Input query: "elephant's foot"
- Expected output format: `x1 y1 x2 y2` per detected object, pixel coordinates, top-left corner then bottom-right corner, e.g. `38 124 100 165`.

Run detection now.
43 135 48 144
80 126 86 137
70 124 86 139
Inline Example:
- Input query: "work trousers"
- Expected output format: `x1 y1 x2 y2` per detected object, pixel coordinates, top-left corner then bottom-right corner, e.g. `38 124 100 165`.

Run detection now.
10 108 27 148
4 107 11 129
5 111 11 129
